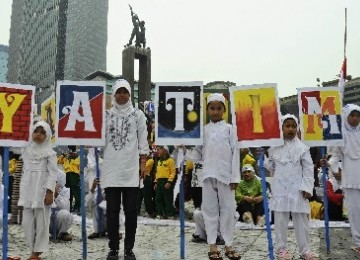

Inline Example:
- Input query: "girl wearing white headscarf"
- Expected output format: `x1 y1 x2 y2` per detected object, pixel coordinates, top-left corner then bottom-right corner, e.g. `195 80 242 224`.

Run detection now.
50 170 74 241
267 114 316 260
328 104 360 254
18 121 58 259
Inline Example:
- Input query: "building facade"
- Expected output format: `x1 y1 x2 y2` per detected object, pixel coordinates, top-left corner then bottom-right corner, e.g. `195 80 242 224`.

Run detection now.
7 0 108 88
0 45 9 82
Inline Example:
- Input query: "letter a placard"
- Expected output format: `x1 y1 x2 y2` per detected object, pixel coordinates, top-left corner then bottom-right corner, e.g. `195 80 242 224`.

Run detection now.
0 83 35 147
56 81 105 146
229 84 283 148
297 87 343 147
155 82 203 145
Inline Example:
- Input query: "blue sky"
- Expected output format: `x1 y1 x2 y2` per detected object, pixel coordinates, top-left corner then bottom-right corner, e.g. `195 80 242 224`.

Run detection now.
1 0 359 97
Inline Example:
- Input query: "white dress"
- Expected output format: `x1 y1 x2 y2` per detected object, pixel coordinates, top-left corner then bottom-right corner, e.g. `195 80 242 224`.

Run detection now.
267 138 314 213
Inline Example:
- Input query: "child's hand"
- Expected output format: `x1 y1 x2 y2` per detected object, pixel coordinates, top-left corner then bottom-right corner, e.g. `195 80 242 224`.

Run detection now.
320 159 330 167
91 178 100 193
140 161 146 179
44 189 54 205
229 183 238 190
164 182 171 190
302 191 312 199
54 186 60 198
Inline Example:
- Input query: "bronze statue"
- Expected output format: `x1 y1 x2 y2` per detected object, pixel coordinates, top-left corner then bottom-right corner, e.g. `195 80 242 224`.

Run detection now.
127 5 146 48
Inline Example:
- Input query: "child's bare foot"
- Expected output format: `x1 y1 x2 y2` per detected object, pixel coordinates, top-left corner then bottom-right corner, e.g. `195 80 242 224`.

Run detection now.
28 252 42 260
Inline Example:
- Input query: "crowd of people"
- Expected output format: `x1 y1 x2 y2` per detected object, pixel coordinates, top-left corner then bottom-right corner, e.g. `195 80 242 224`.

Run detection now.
1 79 360 260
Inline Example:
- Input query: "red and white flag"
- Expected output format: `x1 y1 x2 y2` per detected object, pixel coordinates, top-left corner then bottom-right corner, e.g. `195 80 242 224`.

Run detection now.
338 57 347 91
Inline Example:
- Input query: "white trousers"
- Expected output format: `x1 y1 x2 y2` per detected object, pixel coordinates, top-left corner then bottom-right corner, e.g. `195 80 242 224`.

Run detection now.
22 207 51 253
274 211 310 254
193 208 239 240
92 206 107 233
52 209 73 236
344 188 360 247
202 178 237 246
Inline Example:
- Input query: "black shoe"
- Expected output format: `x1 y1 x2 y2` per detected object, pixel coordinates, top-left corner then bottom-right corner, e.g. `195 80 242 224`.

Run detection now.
124 249 136 259
107 250 119 260
216 236 225 245
191 233 206 243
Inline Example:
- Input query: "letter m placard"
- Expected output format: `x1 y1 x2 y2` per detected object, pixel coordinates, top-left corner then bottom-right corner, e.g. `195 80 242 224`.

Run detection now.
56 81 105 146
0 83 35 147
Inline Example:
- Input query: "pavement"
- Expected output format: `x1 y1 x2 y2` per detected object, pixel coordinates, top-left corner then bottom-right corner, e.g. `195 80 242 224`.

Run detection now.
2 216 359 260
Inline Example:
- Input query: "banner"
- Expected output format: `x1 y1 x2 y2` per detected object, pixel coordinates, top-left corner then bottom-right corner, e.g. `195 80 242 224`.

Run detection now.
56 81 106 146
298 87 343 146
0 83 35 147
229 84 283 148
41 94 56 144
155 82 203 145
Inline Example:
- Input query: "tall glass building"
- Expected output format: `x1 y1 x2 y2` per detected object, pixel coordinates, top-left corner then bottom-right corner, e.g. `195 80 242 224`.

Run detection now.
0 45 9 82
7 0 108 88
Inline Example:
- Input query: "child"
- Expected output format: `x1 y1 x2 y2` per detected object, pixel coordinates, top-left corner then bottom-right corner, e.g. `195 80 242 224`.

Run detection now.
326 162 344 221
202 93 241 260
58 146 80 214
267 114 316 260
235 164 265 226
18 121 58 260
154 145 176 219
327 104 360 254
50 170 73 241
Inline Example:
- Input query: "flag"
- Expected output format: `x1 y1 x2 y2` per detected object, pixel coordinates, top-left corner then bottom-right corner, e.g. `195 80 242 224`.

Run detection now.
338 57 347 91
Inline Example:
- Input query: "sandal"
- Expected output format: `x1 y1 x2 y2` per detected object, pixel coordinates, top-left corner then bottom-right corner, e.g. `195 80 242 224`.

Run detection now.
225 250 241 260
351 246 360 255
208 251 223 260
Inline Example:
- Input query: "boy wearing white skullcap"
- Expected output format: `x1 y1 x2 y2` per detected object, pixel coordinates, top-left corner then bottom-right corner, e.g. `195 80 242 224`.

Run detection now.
201 93 241 260
266 114 316 259
328 104 360 254
102 79 149 259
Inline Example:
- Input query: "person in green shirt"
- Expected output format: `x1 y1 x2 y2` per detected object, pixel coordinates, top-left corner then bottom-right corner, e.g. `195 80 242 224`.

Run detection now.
235 164 265 226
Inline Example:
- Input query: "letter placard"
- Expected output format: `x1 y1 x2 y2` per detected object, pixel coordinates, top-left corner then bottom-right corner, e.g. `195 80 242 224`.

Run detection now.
0 83 35 147
56 81 105 146
298 87 343 146
155 82 203 145
229 84 283 148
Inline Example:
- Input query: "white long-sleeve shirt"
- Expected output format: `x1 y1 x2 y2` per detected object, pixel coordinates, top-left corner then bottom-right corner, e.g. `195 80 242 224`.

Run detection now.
202 120 240 185
267 138 314 214
54 187 70 211
18 154 58 208
101 107 149 188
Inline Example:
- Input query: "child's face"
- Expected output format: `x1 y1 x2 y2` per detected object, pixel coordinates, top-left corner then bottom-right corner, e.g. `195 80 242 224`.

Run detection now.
242 170 254 181
207 101 225 122
158 147 168 158
114 87 130 105
282 119 297 140
347 110 360 127
32 126 47 144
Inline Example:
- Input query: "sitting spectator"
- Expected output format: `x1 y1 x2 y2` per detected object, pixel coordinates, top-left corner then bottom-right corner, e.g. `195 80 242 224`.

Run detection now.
327 162 345 221
50 170 74 241
85 148 107 239
191 207 239 245
235 164 265 226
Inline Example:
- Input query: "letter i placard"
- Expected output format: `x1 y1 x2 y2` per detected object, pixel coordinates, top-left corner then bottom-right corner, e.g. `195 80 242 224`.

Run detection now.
229 84 284 148
155 82 203 145
0 83 35 147
56 81 106 146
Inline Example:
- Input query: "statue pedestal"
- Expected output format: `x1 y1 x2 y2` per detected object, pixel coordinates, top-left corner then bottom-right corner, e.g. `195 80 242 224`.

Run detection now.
122 46 151 104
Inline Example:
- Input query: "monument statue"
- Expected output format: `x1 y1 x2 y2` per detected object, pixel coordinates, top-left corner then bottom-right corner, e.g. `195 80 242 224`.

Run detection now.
127 5 146 48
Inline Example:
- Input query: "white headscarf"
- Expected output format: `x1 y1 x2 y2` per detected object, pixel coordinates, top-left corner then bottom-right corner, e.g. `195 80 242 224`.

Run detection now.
22 121 55 160
57 170 66 188
281 114 300 131
110 79 133 117
342 104 360 132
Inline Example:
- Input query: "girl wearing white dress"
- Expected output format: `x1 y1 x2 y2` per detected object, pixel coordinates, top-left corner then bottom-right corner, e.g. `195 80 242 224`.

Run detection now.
18 121 58 260
267 114 316 260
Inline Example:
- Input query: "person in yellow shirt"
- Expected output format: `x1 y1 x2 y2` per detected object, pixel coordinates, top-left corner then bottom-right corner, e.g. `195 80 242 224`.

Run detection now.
58 146 80 214
155 146 176 219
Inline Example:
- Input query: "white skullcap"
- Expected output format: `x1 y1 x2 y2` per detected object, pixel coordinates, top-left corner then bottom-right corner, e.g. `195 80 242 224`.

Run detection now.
112 79 131 97
281 114 299 126
162 145 169 153
57 170 66 188
207 93 225 105
242 164 255 173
